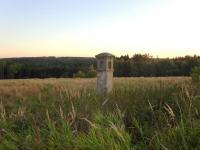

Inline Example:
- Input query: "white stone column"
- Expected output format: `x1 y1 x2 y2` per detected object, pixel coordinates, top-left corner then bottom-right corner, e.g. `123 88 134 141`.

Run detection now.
95 53 114 94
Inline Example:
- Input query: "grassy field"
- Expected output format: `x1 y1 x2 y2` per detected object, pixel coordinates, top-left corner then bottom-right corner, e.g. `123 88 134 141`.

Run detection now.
1 77 200 150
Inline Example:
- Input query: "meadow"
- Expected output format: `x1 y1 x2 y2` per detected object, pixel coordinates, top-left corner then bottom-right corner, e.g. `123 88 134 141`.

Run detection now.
1 77 200 150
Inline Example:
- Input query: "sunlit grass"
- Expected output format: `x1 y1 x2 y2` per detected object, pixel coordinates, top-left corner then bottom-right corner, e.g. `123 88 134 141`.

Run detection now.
1 77 200 149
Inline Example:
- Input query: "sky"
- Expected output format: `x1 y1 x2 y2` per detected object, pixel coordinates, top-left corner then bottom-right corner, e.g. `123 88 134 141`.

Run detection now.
0 0 200 58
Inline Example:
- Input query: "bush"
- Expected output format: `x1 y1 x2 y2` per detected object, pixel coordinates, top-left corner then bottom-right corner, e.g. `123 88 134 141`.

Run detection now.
191 66 200 83
73 69 97 78
73 70 86 78
86 70 97 78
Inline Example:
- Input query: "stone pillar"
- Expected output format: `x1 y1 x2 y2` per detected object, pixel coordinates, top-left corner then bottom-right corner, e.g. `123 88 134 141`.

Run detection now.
95 52 115 94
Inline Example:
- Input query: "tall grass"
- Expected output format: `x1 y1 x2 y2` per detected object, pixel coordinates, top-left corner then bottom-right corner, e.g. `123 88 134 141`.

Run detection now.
1 77 200 149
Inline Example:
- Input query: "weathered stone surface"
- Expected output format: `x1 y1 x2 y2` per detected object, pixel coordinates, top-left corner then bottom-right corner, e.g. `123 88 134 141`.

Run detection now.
96 52 114 94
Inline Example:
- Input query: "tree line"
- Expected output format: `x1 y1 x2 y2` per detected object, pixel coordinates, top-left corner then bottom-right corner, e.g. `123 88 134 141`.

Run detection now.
0 54 200 79
114 54 200 77
0 57 96 79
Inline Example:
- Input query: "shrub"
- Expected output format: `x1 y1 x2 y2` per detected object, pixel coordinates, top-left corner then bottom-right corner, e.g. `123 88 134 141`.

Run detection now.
86 70 97 78
191 66 200 83
73 70 86 78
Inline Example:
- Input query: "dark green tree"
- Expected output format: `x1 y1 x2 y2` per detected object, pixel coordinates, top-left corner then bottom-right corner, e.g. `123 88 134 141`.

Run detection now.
0 61 6 79
7 63 22 79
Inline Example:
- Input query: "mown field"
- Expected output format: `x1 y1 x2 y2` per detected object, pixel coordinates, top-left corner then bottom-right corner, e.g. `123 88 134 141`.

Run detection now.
1 77 200 150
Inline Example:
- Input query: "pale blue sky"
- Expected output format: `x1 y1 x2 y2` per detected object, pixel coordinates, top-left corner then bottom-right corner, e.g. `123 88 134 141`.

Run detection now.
0 0 200 58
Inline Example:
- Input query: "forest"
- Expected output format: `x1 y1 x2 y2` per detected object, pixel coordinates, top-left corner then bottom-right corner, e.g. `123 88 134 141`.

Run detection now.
0 54 200 79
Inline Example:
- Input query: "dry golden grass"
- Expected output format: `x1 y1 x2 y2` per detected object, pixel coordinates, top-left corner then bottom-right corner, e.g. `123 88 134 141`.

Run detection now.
0 77 190 102
0 78 96 100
